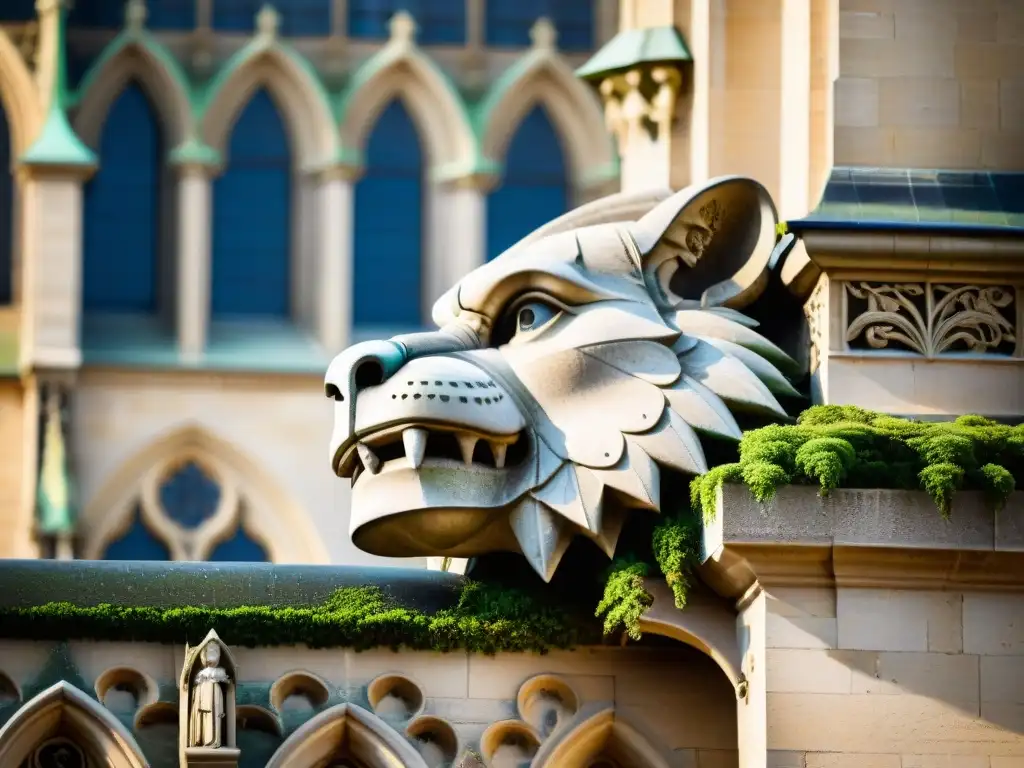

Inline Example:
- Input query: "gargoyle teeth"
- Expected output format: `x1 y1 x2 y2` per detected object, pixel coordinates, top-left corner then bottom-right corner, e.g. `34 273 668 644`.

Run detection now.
403 428 428 469
490 442 508 469
457 434 478 466
356 443 380 475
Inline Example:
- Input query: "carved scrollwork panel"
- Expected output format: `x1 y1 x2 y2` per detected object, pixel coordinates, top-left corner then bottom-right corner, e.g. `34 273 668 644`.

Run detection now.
844 282 1018 358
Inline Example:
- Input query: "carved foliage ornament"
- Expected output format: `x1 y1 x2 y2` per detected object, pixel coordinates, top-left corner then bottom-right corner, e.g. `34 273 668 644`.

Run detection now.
845 282 1018 357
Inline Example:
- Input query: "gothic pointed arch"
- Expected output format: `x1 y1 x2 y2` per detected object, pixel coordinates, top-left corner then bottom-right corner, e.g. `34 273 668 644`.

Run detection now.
73 34 193 150
80 424 328 564
532 709 670 768
0 681 149 768
338 39 476 178
479 46 616 190
0 27 43 155
201 43 337 171
265 702 428 768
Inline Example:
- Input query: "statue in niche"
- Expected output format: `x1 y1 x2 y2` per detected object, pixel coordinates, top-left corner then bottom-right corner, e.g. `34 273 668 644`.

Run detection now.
179 629 239 766
189 642 229 748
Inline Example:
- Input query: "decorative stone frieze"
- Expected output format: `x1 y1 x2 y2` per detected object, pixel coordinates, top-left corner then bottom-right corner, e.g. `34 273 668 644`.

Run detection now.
843 281 1018 358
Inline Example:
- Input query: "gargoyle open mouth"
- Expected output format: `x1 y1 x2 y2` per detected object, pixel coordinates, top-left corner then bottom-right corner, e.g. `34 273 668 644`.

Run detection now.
335 424 529 486
325 177 804 581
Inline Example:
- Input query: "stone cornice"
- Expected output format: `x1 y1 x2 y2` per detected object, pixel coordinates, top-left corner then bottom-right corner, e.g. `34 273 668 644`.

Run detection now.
701 485 1024 601
799 229 1024 281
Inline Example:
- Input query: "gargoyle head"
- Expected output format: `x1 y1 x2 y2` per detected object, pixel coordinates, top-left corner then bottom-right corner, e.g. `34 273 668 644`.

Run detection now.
325 176 802 580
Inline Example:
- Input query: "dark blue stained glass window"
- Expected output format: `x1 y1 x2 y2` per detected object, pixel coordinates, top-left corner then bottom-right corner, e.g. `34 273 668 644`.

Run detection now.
486 105 568 260
148 1 198 30
485 0 593 51
0 0 36 22
159 462 221 530
0 97 12 305
211 89 292 319
66 0 124 27
213 0 331 35
348 0 465 44
353 100 424 329
208 524 270 561
82 83 162 314
103 507 172 560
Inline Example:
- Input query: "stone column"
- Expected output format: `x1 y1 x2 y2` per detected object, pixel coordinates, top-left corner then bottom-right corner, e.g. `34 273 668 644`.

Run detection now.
430 174 491 308
736 586 768 768
587 0 823 219
174 162 214 362
17 167 93 371
317 164 357 354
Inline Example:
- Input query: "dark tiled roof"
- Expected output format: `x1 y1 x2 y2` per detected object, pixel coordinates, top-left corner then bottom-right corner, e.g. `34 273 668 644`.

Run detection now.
789 167 1024 234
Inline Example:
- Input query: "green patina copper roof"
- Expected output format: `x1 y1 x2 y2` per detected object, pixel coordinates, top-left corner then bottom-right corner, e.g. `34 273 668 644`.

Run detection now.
789 167 1024 233
576 26 693 81
20 2 95 168
36 394 75 536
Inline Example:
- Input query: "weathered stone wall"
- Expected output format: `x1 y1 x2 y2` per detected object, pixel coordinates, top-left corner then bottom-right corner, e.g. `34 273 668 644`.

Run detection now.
766 585 1024 765
0 640 739 767
835 0 1024 171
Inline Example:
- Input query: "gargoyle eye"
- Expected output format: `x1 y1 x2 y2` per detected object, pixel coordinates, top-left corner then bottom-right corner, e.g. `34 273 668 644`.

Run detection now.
517 301 557 333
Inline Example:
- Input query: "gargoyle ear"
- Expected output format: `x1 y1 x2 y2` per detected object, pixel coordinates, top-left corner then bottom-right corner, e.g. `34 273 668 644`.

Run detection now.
630 176 780 310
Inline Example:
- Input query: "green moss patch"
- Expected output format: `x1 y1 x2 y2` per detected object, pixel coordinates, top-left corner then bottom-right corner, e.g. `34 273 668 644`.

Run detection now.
0 582 603 653
692 406 1022 520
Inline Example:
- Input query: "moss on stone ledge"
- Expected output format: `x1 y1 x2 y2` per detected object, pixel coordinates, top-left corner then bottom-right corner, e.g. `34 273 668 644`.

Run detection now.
692 406 1022 520
0 581 603 653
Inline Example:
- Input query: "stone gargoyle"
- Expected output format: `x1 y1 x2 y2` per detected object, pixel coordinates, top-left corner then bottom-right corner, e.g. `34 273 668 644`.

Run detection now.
325 176 802 580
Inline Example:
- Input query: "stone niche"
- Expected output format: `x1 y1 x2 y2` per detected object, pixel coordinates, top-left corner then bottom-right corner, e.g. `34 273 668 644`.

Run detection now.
179 630 240 768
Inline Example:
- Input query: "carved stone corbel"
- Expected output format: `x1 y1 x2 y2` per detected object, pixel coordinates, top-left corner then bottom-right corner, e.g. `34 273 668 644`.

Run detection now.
596 65 684 152
179 630 240 768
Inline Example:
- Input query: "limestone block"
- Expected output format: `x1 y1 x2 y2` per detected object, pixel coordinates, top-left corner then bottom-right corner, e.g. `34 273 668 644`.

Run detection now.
841 38 955 78
846 651 979 708
997 7 1024 43
765 649 855 694
835 78 880 127
879 78 960 127
834 127 897 165
981 131 1024 170
961 80 1001 128
981 656 1024 704
955 43 1022 79
767 692 1024 754
893 127 982 167
840 10 895 39
993 758 1024 768
767 752 807 768
805 754 900 768
958 11 998 42
999 80 1024 131
837 589 963 653
964 595 1024 656
901 758 989 768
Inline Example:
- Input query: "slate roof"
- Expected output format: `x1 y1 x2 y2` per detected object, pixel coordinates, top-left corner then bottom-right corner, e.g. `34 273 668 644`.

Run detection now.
788 167 1024 234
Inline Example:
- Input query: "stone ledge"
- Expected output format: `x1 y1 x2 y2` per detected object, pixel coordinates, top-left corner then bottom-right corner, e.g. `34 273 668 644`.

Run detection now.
700 485 1024 599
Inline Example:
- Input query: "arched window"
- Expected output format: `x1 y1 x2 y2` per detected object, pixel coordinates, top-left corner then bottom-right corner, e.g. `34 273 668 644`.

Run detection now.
348 0 466 45
102 459 270 562
81 83 162 314
486 104 569 260
485 0 593 51
353 100 425 333
213 0 330 35
0 96 12 305
211 89 292 320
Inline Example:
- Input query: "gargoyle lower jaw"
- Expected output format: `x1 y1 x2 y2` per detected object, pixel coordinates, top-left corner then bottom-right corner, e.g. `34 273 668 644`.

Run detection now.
334 421 527 483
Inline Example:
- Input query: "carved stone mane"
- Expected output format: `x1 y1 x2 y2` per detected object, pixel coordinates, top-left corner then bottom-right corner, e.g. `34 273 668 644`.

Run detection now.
325 176 802 580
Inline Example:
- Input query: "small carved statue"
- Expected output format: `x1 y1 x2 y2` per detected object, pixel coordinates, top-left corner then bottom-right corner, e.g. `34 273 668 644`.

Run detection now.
188 642 229 748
